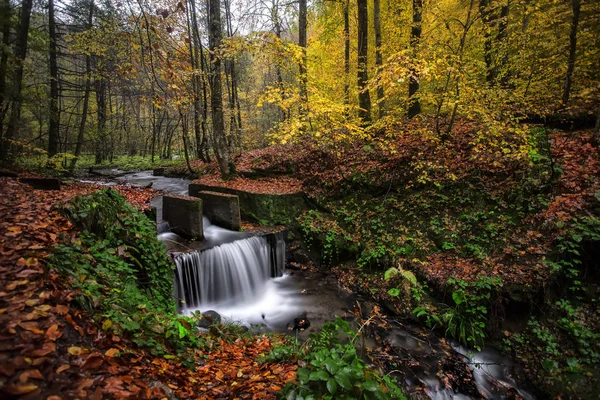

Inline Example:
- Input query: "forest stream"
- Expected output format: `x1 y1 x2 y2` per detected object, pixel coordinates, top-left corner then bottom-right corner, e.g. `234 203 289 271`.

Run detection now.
107 171 538 400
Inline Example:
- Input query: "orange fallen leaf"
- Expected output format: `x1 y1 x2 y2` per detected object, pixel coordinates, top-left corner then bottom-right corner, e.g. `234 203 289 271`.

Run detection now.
3 384 38 395
82 355 103 370
19 369 43 382
56 364 70 373
46 324 62 341
105 348 120 357
18 322 44 335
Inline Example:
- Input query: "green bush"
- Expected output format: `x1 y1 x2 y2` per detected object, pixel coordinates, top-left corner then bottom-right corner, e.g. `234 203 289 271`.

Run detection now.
277 317 406 400
52 189 204 361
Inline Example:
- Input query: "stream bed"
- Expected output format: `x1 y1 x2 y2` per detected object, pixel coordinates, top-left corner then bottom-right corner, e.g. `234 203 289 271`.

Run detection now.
104 171 537 399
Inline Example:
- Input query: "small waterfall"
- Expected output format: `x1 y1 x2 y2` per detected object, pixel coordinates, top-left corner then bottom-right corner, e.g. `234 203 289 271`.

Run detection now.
174 231 286 309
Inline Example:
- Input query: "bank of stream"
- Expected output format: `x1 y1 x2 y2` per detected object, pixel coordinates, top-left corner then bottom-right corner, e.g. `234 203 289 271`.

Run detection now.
100 171 537 399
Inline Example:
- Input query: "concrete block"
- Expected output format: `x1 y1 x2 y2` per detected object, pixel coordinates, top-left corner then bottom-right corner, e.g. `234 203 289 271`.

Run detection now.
191 190 241 231
162 194 203 239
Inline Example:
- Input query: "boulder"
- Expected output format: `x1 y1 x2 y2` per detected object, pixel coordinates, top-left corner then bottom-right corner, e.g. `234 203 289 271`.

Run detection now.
196 310 222 329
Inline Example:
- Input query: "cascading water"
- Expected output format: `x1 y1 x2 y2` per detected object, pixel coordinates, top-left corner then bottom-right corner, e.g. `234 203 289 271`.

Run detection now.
174 232 286 309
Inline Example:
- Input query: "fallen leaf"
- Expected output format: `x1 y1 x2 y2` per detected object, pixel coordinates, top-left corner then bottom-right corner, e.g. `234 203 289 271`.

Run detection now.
68 346 84 356
56 364 70 373
19 369 43 382
45 324 61 341
105 348 120 357
3 384 38 395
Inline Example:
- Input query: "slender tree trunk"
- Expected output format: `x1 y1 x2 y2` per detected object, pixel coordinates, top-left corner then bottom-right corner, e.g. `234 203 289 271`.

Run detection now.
70 20 93 170
95 77 107 164
0 0 11 141
408 0 422 118
2 0 33 161
357 0 371 123
274 14 286 121
298 0 308 115
208 0 234 178
479 0 494 84
48 0 60 157
593 108 600 147
374 0 384 118
223 0 240 152
194 3 210 162
497 1 509 87
179 110 194 174
186 0 206 161
562 0 580 106
445 0 476 137
343 0 350 107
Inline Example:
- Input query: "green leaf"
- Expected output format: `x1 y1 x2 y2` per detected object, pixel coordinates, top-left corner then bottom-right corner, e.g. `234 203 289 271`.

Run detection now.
362 379 379 392
384 268 398 280
388 288 401 297
324 359 339 375
335 372 352 390
542 359 557 372
326 378 338 395
452 290 466 305
309 370 330 381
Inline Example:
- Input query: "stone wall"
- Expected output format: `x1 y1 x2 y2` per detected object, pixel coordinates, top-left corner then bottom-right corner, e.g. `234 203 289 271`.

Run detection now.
162 194 203 239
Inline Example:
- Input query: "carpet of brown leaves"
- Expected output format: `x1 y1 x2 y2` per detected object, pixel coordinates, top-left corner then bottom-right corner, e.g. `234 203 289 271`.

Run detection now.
0 177 296 399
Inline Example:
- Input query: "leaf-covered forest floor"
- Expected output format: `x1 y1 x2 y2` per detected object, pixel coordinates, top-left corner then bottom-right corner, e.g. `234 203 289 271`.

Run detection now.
0 178 296 399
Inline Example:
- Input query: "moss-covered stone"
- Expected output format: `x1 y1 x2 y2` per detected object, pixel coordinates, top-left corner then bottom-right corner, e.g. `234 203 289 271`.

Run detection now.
189 183 306 226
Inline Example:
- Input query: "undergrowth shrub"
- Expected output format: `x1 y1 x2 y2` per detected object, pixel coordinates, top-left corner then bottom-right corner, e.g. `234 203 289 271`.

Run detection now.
52 189 204 362
263 317 406 400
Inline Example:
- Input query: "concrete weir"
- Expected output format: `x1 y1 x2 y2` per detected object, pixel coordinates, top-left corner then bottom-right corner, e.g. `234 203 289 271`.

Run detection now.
189 190 241 231
162 194 203 239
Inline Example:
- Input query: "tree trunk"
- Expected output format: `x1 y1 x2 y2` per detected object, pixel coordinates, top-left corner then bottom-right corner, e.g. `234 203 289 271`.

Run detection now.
374 0 384 118
48 0 60 157
70 1 93 170
496 1 509 87
0 0 11 141
1 0 33 161
408 0 422 118
179 110 194 175
298 0 308 116
445 0 476 137
343 0 350 107
479 0 494 84
187 0 207 162
357 0 371 123
274 14 286 121
208 0 235 178
95 77 107 164
562 0 580 106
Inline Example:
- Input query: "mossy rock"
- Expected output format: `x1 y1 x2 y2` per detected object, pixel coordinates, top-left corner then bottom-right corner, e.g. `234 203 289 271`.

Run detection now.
189 183 306 226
